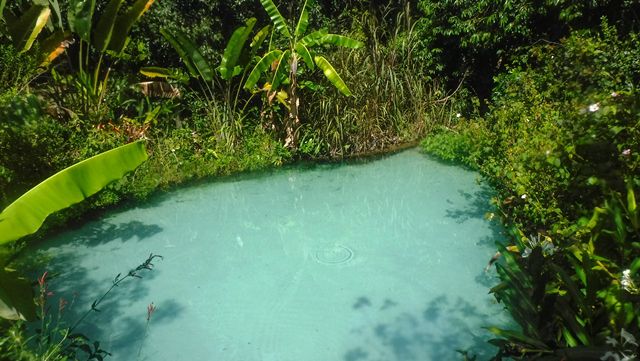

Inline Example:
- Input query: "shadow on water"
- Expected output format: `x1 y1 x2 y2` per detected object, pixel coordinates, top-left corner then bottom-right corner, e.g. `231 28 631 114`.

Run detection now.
19 218 182 359
345 296 502 361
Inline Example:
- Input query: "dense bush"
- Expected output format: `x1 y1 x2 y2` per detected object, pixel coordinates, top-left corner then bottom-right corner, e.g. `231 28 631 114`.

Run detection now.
422 22 640 359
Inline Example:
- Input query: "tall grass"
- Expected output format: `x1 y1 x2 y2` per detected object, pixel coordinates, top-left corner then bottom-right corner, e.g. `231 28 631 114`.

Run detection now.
299 8 455 158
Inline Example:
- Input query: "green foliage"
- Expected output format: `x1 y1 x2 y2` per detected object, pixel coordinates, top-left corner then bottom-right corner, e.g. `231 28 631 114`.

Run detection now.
423 22 640 358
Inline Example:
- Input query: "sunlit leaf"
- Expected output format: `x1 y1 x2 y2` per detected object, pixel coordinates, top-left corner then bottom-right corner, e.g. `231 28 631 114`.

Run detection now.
0 142 148 245
161 28 213 82
271 49 290 90
314 55 351 96
294 0 309 38
295 43 314 70
259 0 290 38
7 4 51 52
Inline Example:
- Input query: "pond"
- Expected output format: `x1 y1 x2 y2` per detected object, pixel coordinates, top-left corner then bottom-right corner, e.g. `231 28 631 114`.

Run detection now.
27 148 510 360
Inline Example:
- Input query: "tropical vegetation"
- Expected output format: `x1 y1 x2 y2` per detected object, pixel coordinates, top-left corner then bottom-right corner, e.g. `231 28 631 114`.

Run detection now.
0 0 638 359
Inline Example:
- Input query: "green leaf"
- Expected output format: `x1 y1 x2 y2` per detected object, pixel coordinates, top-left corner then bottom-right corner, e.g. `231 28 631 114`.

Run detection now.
484 327 549 349
295 43 314 70
91 0 123 52
0 0 6 23
140 66 178 78
0 142 148 245
67 0 95 43
0 268 36 321
550 263 591 320
314 55 351 96
294 0 309 38
250 25 271 50
218 18 256 80
628 183 638 229
271 49 291 90
161 28 213 82
319 34 364 49
259 0 290 38
7 4 51 52
107 0 154 53
48 0 63 30
244 49 282 90
299 29 328 47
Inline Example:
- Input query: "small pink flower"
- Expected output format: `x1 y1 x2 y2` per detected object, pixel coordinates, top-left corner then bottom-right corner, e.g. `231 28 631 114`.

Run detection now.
622 149 631 157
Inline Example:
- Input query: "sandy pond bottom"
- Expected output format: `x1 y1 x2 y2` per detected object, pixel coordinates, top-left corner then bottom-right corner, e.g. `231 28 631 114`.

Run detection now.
27 148 511 361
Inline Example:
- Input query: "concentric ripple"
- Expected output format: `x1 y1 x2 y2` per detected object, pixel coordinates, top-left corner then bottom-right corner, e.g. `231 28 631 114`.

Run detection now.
313 244 354 265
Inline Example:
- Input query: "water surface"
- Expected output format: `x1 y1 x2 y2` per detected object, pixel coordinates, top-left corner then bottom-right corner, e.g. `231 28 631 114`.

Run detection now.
30 148 509 360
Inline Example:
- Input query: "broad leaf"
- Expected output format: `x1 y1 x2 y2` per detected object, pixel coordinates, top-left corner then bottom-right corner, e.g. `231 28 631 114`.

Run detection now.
107 0 154 53
140 66 177 78
0 268 36 321
320 34 364 49
67 0 95 43
219 18 256 80
244 49 282 90
92 0 123 52
7 4 51 52
259 0 290 38
0 142 148 245
294 43 314 70
161 28 213 82
299 29 328 47
0 0 6 23
250 25 271 51
294 0 309 38
271 49 291 90
314 55 351 96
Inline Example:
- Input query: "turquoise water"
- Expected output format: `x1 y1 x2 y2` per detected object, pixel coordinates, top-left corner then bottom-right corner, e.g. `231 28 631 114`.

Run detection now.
30 148 509 360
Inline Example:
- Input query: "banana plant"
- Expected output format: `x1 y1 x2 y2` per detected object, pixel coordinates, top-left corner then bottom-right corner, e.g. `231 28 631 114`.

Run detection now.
0 141 148 320
0 0 70 66
244 0 363 148
155 18 271 120
65 0 155 116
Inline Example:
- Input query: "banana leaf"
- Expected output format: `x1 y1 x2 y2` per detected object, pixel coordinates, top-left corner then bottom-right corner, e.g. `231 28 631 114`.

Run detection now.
0 141 148 246
161 28 213 82
314 55 351 96
218 18 256 80
0 268 35 321
294 0 309 39
48 0 63 29
107 0 154 53
0 0 6 23
7 4 51 52
92 0 123 52
244 49 282 90
67 0 95 43
295 43 314 70
140 66 179 79
320 34 364 49
259 0 290 38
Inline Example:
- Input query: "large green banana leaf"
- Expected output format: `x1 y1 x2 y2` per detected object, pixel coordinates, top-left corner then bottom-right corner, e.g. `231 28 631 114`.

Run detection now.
218 18 256 80
67 0 95 43
7 4 51 52
319 34 363 49
0 268 36 321
0 141 148 246
259 0 290 38
92 0 123 52
314 55 352 96
294 0 309 39
244 49 282 90
161 28 213 82
107 0 154 53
